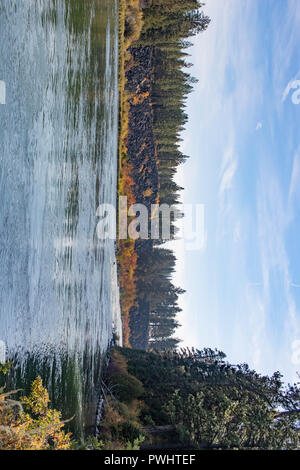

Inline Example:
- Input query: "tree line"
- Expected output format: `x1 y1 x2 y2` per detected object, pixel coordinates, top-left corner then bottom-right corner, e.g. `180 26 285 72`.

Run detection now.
120 347 300 450
128 0 210 349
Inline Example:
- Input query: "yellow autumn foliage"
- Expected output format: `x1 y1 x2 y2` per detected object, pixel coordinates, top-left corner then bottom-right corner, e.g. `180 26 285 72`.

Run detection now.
0 377 72 450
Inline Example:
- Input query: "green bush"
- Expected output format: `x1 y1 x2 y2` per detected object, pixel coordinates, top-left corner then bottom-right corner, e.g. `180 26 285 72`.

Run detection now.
110 373 144 403
116 421 141 443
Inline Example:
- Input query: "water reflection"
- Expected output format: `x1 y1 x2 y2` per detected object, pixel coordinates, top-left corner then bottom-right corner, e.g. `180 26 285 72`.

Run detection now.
0 0 120 438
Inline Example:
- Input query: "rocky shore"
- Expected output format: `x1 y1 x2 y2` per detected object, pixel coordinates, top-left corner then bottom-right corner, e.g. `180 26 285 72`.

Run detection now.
125 45 159 349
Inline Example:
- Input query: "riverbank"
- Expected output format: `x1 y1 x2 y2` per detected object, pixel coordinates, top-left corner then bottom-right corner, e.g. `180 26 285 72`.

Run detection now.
117 1 211 351
118 1 164 349
117 0 147 347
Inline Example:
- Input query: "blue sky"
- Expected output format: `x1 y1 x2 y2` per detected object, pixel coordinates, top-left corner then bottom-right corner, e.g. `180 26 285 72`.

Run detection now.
173 0 300 383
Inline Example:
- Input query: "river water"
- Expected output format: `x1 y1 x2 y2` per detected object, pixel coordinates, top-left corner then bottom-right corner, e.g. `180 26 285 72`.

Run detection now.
0 0 121 438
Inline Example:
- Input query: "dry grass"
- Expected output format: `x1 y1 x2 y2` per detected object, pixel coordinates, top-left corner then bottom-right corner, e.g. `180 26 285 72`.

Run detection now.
117 1 144 347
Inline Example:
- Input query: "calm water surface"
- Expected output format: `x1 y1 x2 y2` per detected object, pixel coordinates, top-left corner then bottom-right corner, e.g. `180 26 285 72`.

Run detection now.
0 0 120 437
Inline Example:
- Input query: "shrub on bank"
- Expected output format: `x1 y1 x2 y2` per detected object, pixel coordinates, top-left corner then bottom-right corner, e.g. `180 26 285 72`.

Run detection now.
110 373 144 403
0 377 72 450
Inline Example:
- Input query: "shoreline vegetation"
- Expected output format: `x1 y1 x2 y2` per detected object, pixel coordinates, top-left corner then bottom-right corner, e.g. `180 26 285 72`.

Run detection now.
96 347 300 450
117 0 143 347
117 0 210 349
1 347 300 450
0 376 72 450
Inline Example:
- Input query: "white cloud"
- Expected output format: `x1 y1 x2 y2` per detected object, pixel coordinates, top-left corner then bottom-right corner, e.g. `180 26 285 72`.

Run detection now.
217 146 238 240
273 1 300 108
219 155 238 195
255 168 299 380
288 152 300 206
247 293 266 370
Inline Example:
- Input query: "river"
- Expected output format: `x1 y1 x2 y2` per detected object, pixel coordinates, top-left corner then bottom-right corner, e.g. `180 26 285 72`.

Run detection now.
0 0 121 438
